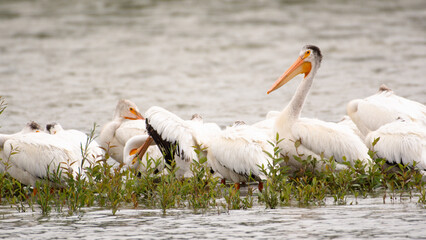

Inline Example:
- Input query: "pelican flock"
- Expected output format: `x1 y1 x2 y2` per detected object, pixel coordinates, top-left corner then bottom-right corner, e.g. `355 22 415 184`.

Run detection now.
1 45 425 189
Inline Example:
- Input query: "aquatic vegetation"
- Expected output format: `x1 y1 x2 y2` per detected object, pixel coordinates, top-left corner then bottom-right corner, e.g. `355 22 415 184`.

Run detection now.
1 145 426 216
0 96 425 216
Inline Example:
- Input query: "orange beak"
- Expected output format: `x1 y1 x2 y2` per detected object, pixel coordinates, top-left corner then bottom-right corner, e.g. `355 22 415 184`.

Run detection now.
125 109 145 120
134 111 145 120
131 136 154 165
267 57 312 94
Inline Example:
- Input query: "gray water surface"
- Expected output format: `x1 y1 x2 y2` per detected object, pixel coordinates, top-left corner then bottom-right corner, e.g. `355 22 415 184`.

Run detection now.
1 197 425 239
0 0 426 238
0 0 425 133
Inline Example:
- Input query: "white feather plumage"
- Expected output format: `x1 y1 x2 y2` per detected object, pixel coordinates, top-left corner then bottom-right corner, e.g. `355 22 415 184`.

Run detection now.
268 45 371 173
99 99 146 163
366 121 426 169
145 106 275 183
347 85 426 137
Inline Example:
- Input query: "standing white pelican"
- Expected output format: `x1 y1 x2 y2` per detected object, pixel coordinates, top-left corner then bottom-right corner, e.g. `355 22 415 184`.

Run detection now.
267 45 371 172
1 125 90 186
123 134 164 174
99 99 145 163
46 122 105 167
347 84 426 137
139 106 275 190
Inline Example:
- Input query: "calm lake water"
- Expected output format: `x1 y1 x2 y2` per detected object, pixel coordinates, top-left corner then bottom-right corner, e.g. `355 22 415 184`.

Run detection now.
0 0 426 238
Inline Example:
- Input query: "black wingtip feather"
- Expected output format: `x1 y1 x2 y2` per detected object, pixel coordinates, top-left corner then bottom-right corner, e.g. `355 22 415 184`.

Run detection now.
145 118 175 166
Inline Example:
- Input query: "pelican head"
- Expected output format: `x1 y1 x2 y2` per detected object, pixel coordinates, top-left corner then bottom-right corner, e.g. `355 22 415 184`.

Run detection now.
115 99 144 120
46 122 64 134
232 120 246 126
267 45 322 94
22 121 42 133
191 113 203 122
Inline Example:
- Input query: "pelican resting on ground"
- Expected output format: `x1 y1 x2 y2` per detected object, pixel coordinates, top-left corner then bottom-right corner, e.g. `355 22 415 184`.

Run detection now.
46 122 104 166
0 121 42 174
205 121 275 190
347 84 426 137
267 45 371 173
365 119 426 171
1 122 91 186
137 106 275 190
99 99 145 163
360 116 426 180
346 77 426 175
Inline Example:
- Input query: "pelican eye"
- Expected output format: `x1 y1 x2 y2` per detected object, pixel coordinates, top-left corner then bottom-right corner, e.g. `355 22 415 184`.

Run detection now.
129 107 134 112
303 50 311 59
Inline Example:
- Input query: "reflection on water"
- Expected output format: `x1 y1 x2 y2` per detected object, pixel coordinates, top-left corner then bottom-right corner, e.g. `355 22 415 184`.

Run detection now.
0 0 425 238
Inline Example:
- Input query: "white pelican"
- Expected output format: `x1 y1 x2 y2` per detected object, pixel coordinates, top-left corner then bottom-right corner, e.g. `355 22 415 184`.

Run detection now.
365 119 426 170
0 121 42 173
1 124 89 186
267 45 371 172
141 106 221 178
46 122 105 166
99 99 145 163
347 84 426 137
0 121 42 148
122 134 164 174
206 121 275 190
139 106 275 190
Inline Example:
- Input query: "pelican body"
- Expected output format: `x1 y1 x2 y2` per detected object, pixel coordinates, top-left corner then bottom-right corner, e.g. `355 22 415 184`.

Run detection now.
0 121 42 174
144 106 221 178
46 122 104 166
365 120 426 169
347 85 426 137
1 122 91 186
99 99 145 163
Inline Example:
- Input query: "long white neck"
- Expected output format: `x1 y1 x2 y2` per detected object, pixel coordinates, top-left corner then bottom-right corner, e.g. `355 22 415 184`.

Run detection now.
287 74 314 120
275 69 317 132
